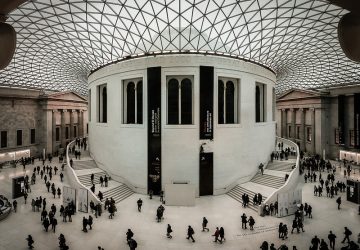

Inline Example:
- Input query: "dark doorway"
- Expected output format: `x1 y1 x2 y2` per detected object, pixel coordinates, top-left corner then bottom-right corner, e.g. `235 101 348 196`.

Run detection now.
199 152 213 196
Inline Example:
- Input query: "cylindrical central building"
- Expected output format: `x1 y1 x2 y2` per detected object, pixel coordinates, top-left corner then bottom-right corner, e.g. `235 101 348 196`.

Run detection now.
88 53 276 196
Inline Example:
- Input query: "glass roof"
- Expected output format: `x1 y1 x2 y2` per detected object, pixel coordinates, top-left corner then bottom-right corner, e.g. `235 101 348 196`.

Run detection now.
1 0 359 95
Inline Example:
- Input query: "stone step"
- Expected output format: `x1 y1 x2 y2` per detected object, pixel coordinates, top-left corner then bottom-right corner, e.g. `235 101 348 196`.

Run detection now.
227 185 267 212
251 174 285 189
77 171 107 186
102 184 134 203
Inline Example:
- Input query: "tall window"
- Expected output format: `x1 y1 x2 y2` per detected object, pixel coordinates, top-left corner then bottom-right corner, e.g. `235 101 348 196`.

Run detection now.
74 126 77 138
288 125 292 138
97 84 107 123
167 76 193 125
123 78 143 124
1 131 7 148
306 127 312 142
56 127 60 141
30 129 35 144
218 78 239 124
88 90 91 122
272 87 276 121
255 82 266 122
17 130 22 146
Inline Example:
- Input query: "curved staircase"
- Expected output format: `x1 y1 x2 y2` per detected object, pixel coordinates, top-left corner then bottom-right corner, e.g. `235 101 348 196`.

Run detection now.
69 145 134 204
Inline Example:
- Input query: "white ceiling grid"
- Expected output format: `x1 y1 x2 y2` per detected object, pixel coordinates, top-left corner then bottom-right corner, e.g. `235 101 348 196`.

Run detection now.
0 0 359 95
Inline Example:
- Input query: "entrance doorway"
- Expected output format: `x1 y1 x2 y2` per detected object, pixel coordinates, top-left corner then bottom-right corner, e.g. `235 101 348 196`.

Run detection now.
199 152 213 196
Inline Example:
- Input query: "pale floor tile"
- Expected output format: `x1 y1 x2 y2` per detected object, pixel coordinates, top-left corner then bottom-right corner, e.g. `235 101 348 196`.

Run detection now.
0 159 359 250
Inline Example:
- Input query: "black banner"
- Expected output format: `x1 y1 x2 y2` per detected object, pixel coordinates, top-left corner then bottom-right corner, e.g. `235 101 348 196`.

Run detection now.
199 66 214 139
354 93 360 148
338 95 345 145
147 67 161 195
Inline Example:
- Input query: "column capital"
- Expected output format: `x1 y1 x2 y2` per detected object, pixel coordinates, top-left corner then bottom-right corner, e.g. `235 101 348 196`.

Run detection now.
52 109 58 113
61 109 67 113
310 108 315 112
299 108 305 112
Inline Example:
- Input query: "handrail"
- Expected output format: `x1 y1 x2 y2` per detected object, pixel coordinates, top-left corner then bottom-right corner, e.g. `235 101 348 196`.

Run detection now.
65 139 102 205
261 136 300 213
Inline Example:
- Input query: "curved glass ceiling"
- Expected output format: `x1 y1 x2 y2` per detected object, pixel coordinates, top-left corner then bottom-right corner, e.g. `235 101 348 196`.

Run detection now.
1 0 359 95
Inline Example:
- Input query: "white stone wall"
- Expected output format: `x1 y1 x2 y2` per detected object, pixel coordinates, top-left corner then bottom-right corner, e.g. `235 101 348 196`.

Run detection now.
88 54 276 195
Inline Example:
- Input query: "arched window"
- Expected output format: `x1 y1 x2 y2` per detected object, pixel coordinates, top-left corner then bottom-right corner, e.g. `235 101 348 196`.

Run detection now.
255 82 266 122
226 81 235 124
218 78 239 124
218 80 224 124
126 82 135 124
137 81 143 124
97 84 107 123
181 78 192 124
102 87 107 123
168 78 179 124
123 78 143 124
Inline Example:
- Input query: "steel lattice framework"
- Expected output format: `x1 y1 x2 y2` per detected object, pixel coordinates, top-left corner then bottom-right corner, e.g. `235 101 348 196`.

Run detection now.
0 0 359 96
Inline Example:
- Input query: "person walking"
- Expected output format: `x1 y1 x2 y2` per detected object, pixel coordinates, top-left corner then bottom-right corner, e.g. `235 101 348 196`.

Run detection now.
60 172 64 182
212 227 220 243
24 192 28 204
202 217 209 232
88 215 93 230
137 198 143 212
167 224 173 239
219 227 225 243
82 217 88 232
128 238 137 250
57 188 61 198
328 231 336 250
51 218 57 233
341 227 352 244
126 229 134 244
26 235 34 249
187 225 195 242
91 173 94 184
12 200 18 213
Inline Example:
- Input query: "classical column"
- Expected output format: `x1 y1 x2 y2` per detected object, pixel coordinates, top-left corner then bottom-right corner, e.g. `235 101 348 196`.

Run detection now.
70 109 75 139
311 108 316 153
52 110 57 154
281 109 287 138
291 108 296 139
299 108 305 151
78 110 84 137
61 109 66 148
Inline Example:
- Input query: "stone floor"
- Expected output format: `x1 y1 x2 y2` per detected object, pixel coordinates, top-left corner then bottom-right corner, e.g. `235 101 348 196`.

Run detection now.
0 159 359 250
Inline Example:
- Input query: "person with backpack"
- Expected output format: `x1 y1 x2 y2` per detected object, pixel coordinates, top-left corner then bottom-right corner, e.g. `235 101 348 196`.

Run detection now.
341 227 352 244
186 225 195 242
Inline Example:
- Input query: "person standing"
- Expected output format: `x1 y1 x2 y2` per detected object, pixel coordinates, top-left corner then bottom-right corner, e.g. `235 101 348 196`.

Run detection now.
91 173 94 184
137 198 143 212
104 176 108 187
57 188 61 198
128 238 137 250
60 172 64 182
88 215 93 230
241 213 247 229
248 216 255 230
82 217 88 232
126 229 134 244
51 218 57 233
23 192 28 204
167 224 173 239
186 225 195 242
202 217 209 232
328 231 336 249
336 196 341 210
100 176 104 187
12 200 18 212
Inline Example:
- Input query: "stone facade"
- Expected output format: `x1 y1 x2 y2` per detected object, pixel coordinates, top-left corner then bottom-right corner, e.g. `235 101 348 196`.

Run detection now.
276 85 360 159
0 87 88 160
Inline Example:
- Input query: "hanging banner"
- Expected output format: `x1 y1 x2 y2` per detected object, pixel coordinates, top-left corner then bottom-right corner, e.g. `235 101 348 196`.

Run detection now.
63 186 76 209
354 93 360 148
147 67 162 195
338 95 345 144
78 188 88 213
199 66 214 140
